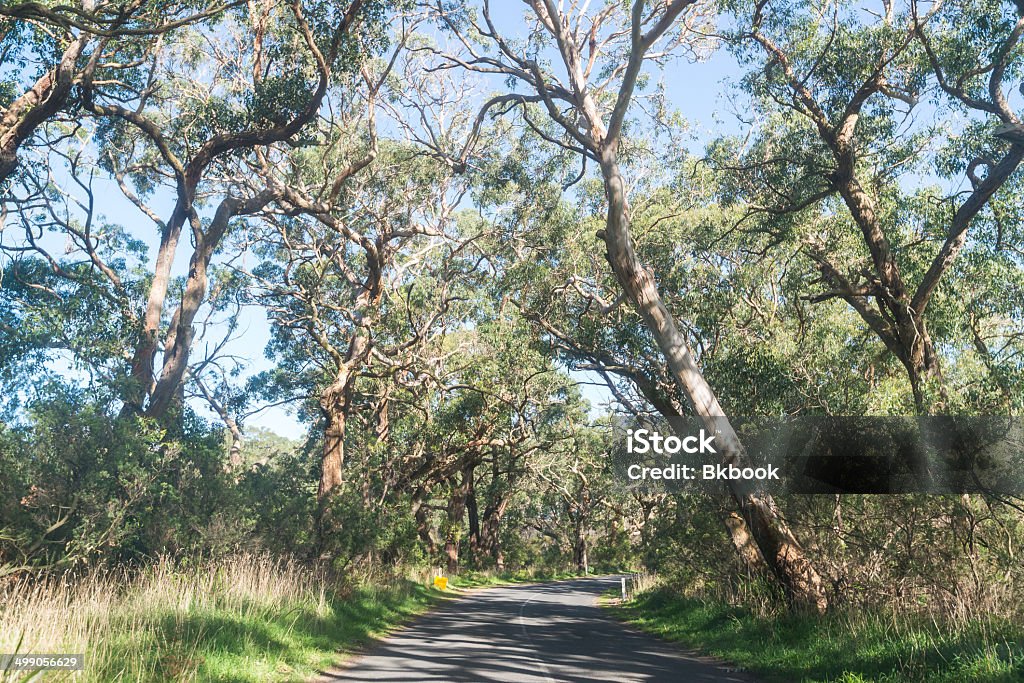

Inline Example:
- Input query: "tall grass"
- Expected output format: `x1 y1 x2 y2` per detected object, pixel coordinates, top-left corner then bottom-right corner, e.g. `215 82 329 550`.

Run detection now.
0 554 438 682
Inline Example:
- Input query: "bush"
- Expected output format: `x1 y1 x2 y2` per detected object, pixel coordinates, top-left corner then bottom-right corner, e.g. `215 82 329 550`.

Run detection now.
0 386 232 571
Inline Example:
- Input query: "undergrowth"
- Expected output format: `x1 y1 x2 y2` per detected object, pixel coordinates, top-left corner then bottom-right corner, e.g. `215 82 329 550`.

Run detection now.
612 588 1023 683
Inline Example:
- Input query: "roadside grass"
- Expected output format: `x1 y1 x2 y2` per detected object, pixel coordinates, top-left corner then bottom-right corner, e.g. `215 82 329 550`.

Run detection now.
0 554 446 682
611 589 1023 683
0 557 615 682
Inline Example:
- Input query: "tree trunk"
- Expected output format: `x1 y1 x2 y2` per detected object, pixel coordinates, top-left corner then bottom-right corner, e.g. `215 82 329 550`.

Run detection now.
723 509 770 575
316 329 372 504
620 364 771 573
444 475 469 575
905 323 947 415
146 193 273 418
830 173 951 415
599 150 828 613
122 204 189 414
481 497 510 570
411 488 438 555
318 378 351 502
465 465 481 563
573 517 589 574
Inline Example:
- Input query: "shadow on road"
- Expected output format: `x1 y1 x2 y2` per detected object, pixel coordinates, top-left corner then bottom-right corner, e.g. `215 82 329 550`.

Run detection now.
318 577 758 682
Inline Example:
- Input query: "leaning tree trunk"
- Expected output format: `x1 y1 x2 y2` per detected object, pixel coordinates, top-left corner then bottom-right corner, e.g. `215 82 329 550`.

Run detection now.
625 368 771 573
599 151 828 613
722 509 768 576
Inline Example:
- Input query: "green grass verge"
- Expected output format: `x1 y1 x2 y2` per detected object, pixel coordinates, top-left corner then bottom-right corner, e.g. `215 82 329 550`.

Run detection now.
98 579 443 682
107 568 589 680
1 556 452 683
610 589 1023 683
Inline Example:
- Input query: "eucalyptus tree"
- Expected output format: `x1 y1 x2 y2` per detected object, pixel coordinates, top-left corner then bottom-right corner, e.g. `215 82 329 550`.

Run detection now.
719 0 1024 413
484 139 882 580
1 0 390 422
433 0 828 611
242 75 483 514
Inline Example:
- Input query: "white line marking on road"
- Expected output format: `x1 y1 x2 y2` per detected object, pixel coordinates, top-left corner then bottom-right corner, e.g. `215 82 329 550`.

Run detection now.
517 588 557 683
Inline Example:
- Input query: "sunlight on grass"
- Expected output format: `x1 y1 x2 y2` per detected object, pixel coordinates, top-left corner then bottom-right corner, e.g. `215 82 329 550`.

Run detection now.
612 589 1023 683
0 554 443 682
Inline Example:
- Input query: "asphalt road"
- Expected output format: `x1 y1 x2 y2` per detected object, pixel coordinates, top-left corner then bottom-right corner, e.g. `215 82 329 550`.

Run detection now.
318 577 759 682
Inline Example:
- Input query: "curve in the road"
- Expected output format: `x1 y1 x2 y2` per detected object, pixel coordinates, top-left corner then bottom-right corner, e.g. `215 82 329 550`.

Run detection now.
317 576 759 682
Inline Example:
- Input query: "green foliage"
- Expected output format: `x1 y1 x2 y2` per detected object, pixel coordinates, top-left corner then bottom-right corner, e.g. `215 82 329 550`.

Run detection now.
715 0 1024 414
234 434 319 558
2 6 1024 681
0 386 231 569
0 256 143 404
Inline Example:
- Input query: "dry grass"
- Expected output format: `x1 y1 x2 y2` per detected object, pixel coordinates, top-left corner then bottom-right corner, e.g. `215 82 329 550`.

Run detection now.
0 554 436 682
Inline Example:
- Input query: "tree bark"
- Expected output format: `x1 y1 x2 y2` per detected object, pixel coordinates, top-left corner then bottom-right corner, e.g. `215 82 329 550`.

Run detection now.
465 464 481 563
525 308 771 574
444 475 470 575
195 377 245 471
316 329 371 505
723 509 770 575
318 376 352 502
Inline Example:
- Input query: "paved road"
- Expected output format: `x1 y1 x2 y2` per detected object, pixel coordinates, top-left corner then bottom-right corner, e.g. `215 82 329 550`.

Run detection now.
318 577 759 682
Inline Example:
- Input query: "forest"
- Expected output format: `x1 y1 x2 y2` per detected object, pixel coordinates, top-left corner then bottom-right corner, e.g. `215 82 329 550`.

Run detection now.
1 0 1023 681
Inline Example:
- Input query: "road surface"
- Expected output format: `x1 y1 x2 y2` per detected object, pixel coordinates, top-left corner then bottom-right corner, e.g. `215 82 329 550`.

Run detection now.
318 577 759 682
